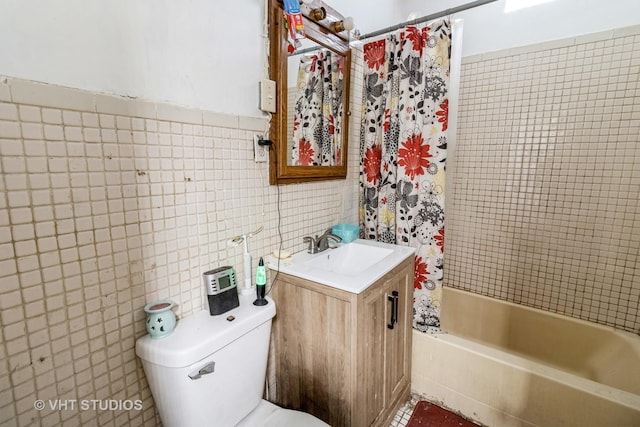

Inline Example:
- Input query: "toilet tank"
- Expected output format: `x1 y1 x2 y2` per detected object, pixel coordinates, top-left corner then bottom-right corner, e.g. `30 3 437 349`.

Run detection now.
136 294 276 427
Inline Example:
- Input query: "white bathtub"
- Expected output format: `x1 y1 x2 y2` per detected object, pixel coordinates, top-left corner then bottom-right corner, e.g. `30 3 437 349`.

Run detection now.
411 287 640 427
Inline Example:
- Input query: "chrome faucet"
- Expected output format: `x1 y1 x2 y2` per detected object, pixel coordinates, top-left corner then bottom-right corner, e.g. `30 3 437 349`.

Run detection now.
303 229 342 254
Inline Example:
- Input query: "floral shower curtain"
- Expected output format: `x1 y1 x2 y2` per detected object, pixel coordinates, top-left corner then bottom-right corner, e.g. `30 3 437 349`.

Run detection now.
291 49 345 166
359 20 451 333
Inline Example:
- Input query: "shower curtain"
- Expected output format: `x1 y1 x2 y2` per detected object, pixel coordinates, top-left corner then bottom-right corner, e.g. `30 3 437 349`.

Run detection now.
291 49 345 166
359 19 451 333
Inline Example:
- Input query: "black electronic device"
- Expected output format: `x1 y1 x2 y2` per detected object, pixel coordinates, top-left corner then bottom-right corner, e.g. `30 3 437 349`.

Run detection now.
203 266 240 315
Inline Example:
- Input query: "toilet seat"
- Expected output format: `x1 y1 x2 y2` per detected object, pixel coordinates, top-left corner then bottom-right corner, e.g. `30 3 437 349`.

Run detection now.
236 400 329 427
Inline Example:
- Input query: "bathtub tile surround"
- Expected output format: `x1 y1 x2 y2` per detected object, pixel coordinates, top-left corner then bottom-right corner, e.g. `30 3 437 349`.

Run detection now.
447 25 640 334
0 74 361 425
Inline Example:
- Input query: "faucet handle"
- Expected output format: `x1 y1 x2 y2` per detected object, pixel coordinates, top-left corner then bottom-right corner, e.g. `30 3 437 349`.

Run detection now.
303 236 317 254
316 232 342 252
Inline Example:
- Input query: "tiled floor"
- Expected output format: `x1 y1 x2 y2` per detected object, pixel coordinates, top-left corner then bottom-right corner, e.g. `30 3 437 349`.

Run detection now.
390 396 420 427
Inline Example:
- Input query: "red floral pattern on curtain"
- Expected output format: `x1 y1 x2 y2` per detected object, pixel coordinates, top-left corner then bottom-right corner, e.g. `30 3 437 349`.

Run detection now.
359 20 451 333
291 50 344 166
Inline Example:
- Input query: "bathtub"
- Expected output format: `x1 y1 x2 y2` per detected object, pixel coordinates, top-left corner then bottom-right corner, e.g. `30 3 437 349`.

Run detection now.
411 287 640 427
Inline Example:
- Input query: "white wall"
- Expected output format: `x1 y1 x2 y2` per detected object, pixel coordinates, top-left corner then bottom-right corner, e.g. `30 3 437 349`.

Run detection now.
453 0 640 57
2 0 640 117
0 0 267 117
338 0 640 57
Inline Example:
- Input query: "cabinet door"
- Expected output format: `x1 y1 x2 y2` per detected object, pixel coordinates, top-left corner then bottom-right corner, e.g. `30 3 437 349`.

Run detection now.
361 260 412 427
271 275 354 426
383 262 412 404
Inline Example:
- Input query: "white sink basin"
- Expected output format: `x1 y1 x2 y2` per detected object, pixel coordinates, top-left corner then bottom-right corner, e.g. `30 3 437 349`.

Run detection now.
269 239 415 294
306 243 393 276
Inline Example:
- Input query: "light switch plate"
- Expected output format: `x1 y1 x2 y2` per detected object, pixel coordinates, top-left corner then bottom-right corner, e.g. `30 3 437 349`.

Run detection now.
260 79 276 113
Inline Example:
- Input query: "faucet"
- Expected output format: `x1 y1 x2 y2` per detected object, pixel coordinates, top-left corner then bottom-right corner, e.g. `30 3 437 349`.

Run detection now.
303 229 342 254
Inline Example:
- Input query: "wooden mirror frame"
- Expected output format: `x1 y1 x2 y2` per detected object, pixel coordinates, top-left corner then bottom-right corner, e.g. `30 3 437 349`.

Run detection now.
268 0 351 185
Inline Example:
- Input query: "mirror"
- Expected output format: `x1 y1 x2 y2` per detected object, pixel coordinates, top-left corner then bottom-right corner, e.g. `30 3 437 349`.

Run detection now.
268 0 351 185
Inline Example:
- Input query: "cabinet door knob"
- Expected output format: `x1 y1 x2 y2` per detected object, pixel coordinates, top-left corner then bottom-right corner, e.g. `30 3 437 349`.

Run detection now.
387 291 399 329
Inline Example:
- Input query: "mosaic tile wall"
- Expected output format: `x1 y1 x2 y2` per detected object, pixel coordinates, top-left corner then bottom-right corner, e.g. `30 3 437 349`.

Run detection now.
0 70 361 425
446 25 640 334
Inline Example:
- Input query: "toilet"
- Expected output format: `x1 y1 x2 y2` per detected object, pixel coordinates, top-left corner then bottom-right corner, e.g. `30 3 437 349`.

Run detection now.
135 294 327 427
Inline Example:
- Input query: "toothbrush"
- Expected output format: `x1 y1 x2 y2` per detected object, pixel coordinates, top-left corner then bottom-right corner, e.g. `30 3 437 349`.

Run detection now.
229 226 263 296
241 237 252 295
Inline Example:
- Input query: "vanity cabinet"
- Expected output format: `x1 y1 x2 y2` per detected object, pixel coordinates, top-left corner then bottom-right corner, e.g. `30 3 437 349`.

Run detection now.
269 257 413 427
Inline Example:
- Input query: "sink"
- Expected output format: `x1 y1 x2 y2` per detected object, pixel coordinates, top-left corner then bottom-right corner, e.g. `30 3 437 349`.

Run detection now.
268 239 415 294
305 243 393 276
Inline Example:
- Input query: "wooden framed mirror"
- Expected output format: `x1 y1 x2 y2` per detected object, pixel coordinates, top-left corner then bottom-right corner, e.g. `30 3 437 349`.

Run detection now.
268 0 351 185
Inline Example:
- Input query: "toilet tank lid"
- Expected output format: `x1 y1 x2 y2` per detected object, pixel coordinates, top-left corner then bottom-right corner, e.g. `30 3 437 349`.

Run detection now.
136 295 276 368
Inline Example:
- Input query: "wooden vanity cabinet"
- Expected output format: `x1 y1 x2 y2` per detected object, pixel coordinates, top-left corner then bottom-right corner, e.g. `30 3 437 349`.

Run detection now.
269 257 414 427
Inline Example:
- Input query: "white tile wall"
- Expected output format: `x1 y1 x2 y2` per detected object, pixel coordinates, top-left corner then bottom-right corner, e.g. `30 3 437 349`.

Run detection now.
0 66 361 425
447 25 640 334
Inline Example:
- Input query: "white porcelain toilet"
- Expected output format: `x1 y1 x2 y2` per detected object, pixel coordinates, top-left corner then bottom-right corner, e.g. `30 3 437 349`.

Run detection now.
136 294 328 427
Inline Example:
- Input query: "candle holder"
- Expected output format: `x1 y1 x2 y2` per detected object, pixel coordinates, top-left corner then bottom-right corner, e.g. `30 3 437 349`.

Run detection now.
144 300 176 339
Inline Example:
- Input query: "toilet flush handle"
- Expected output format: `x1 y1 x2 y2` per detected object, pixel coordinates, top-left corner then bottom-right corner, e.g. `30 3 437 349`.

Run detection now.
188 361 216 380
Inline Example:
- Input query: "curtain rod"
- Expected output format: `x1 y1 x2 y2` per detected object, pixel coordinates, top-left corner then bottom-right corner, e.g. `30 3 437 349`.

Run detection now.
357 0 499 41
291 0 499 55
